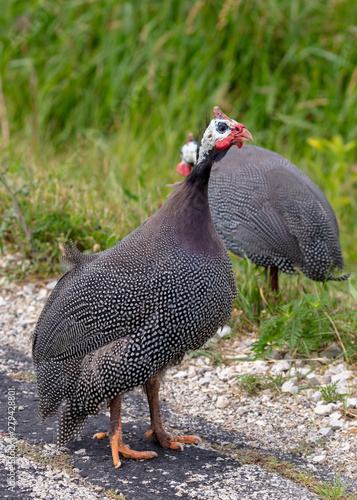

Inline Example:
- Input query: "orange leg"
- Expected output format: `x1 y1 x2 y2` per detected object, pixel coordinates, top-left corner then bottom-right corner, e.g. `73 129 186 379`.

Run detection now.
93 394 157 468
143 375 200 450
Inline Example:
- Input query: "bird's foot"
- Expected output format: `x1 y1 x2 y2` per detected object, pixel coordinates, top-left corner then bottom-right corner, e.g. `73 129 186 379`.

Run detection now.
143 427 201 451
110 432 157 468
93 429 157 467
92 431 109 440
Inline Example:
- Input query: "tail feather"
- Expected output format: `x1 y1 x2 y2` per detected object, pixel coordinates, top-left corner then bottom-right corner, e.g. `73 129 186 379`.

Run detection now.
60 240 97 270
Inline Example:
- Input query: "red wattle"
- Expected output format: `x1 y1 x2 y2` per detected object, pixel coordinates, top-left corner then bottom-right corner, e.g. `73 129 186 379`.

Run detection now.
215 136 233 149
176 162 192 177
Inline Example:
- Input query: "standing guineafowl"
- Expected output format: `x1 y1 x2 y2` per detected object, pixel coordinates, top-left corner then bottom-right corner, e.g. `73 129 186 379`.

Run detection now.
177 137 349 291
32 107 253 468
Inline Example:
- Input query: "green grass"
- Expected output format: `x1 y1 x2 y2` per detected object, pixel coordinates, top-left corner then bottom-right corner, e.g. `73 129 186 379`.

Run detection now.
312 475 353 500
236 372 290 394
230 256 357 363
319 382 351 404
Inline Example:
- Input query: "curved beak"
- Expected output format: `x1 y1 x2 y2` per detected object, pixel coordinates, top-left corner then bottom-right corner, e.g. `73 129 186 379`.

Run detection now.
231 123 253 144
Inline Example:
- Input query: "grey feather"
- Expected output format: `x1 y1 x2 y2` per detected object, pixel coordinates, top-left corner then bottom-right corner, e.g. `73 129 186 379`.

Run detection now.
186 145 349 282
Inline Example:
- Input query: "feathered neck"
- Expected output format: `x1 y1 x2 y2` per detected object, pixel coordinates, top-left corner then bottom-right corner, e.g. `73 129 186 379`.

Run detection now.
185 147 226 193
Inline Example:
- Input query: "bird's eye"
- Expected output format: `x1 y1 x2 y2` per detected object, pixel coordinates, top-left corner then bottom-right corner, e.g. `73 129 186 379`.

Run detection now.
216 122 229 133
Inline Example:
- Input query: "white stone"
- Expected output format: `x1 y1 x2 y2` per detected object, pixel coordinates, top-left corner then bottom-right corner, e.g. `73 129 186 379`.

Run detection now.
336 384 348 394
346 398 357 408
198 377 211 386
217 367 235 381
46 280 58 290
329 412 342 421
173 371 187 379
23 284 35 295
312 454 326 464
236 407 248 415
330 420 343 430
328 364 347 375
290 367 310 377
271 361 290 374
324 374 332 385
253 361 269 373
311 391 322 403
319 427 333 437
36 288 48 301
331 371 353 383
281 381 298 394
242 338 253 347
307 463 318 471
187 366 196 378
306 373 320 387
314 404 334 416
216 396 229 408
216 325 231 338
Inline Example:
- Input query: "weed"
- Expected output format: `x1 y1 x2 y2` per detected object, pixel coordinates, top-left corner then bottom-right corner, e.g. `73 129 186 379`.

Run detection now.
16 440 74 475
187 343 227 365
9 371 37 383
236 372 289 395
106 490 126 500
289 437 328 457
251 292 357 361
319 382 351 404
263 372 289 392
312 474 354 500
236 374 264 395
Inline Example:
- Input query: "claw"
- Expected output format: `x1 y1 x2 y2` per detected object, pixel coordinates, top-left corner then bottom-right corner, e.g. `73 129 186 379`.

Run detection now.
142 428 153 441
93 431 109 440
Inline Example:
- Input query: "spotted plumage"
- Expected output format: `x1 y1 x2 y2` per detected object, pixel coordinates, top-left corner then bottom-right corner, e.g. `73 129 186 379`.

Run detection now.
32 108 252 454
178 142 349 283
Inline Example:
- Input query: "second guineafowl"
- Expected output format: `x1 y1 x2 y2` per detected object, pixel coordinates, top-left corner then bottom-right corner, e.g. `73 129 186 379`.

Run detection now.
177 136 349 291
32 107 253 468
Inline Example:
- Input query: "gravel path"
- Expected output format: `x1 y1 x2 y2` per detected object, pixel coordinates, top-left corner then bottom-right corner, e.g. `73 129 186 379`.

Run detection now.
0 279 356 499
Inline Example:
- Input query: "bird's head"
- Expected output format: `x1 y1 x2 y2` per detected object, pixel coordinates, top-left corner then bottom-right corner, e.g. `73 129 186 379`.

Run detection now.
176 107 253 176
176 133 198 176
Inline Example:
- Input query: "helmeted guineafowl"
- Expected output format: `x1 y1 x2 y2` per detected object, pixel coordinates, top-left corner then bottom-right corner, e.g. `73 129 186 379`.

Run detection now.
176 137 349 291
32 107 253 468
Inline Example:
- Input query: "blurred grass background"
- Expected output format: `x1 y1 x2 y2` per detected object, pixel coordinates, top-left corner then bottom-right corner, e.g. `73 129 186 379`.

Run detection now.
0 0 356 359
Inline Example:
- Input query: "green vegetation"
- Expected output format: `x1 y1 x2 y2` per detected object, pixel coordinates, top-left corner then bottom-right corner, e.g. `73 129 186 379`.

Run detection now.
106 490 126 500
312 475 353 500
237 372 289 394
16 440 74 475
319 381 350 404
216 445 356 500
289 437 328 457
230 258 357 363
9 370 37 383
0 1 356 361
251 293 343 358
